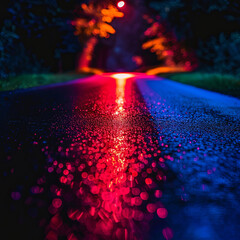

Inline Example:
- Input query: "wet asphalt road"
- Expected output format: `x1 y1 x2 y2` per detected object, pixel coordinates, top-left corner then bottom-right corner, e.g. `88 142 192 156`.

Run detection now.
1 73 240 240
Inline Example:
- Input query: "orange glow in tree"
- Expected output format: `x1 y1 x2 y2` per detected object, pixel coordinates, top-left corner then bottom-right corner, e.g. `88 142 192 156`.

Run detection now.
72 4 124 71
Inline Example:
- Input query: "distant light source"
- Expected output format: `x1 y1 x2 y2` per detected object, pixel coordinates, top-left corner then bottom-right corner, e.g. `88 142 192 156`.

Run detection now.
117 1 125 8
111 73 134 80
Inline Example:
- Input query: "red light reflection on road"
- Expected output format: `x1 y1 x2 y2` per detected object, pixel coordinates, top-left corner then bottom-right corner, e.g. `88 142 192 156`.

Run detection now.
42 73 172 240
112 73 134 114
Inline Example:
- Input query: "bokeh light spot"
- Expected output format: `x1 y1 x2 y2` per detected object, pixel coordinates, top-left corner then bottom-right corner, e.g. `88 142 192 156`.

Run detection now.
145 178 152 185
140 192 149 200
52 198 62 208
147 203 157 213
157 208 168 218
11 191 21 200
117 1 125 8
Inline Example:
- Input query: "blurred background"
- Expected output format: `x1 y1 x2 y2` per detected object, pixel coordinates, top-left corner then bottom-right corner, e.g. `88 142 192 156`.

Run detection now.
0 0 240 93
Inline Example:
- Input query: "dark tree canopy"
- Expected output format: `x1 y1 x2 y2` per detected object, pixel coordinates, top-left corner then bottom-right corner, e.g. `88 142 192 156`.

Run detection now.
0 0 82 78
1 0 239 78
147 0 240 74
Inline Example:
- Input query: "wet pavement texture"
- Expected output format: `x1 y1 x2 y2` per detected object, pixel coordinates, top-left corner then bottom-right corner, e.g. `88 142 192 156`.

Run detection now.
1 74 240 240
137 79 240 240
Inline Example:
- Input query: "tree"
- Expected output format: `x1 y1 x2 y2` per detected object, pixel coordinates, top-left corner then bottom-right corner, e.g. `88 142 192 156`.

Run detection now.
0 0 82 77
197 32 240 75
147 0 240 74
71 2 124 71
0 18 46 79
142 14 197 72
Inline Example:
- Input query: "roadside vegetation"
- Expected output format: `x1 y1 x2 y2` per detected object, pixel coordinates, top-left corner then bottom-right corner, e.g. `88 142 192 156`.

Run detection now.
167 72 240 98
0 73 91 92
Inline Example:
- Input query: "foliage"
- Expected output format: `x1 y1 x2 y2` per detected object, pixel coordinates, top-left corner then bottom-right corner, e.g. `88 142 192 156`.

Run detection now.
1 0 239 76
148 0 183 19
0 0 81 78
0 0 125 77
168 72 240 97
72 2 124 70
0 73 90 92
197 32 240 75
142 20 167 60
0 24 46 79
148 0 240 74
142 15 197 70
142 37 167 57
72 3 124 40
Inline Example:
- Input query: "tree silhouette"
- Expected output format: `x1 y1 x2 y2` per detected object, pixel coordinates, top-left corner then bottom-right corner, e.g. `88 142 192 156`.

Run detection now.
147 0 240 74
142 15 196 73
72 3 124 71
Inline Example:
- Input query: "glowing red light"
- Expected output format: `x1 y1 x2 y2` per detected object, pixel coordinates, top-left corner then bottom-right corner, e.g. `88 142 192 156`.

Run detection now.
145 178 152 185
147 203 157 213
117 1 125 8
157 208 168 218
52 198 62 208
140 192 149 200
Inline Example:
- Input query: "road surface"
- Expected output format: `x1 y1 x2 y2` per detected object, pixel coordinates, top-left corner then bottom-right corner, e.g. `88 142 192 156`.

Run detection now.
1 73 240 240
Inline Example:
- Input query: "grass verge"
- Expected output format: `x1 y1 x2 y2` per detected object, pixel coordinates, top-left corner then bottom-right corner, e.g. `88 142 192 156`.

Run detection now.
166 72 240 98
0 73 92 92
